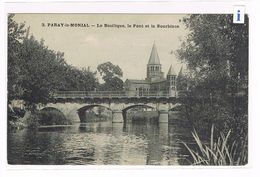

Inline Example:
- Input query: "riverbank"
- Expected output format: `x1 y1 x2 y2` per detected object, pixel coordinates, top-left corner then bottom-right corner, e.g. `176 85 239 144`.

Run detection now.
8 105 27 130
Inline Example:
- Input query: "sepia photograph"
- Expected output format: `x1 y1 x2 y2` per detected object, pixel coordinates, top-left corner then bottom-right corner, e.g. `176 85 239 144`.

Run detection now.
7 13 248 165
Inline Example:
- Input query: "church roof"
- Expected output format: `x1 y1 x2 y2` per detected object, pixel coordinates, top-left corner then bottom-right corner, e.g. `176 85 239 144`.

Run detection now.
126 79 150 84
167 65 176 75
148 42 161 65
150 78 167 84
178 66 183 78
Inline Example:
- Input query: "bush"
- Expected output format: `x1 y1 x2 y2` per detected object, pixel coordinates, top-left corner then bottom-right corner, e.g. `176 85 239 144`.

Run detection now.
38 107 72 125
8 106 24 121
8 106 26 130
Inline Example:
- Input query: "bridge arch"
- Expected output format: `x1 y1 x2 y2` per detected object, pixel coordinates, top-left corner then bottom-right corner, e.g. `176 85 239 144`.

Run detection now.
77 104 112 112
39 107 64 113
38 107 69 125
122 104 157 113
122 104 158 123
77 104 112 123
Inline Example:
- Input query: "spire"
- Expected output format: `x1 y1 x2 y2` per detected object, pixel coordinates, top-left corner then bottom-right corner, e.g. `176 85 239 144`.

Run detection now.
167 65 176 75
148 42 160 65
178 66 183 78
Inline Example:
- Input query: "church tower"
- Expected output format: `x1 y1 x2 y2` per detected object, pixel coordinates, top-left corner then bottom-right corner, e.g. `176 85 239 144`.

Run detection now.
167 65 177 97
146 42 164 81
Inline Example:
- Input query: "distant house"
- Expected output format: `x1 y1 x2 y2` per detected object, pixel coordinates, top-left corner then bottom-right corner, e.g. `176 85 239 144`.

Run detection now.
124 42 182 97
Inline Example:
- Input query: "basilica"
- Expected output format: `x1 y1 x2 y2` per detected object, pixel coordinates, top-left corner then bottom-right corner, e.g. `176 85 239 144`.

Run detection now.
124 43 182 97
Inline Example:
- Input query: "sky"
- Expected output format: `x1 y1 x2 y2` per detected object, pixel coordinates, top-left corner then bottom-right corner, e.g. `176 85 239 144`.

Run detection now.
14 14 189 81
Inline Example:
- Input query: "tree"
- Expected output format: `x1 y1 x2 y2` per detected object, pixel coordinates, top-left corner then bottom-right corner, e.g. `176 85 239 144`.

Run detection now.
77 67 99 91
177 67 188 90
97 62 124 91
177 14 248 94
19 36 63 105
8 14 26 100
176 14 248 142
18 36 99 105
58 65 98 91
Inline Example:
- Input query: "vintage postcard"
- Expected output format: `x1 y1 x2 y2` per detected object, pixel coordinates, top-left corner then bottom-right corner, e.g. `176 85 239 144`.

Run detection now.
7 13 248 166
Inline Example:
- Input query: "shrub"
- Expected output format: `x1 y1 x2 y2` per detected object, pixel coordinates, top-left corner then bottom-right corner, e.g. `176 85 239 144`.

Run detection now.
8 106 26 130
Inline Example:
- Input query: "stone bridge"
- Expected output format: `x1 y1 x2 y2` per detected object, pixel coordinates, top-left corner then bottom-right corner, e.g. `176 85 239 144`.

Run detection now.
37 91 185 124
40 102 181 123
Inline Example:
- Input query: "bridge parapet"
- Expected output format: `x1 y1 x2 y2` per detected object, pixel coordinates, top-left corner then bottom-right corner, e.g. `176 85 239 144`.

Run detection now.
53 91 177 99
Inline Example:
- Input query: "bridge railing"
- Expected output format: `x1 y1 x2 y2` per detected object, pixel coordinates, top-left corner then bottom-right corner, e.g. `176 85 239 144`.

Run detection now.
53 89 246 99
52 91 178 99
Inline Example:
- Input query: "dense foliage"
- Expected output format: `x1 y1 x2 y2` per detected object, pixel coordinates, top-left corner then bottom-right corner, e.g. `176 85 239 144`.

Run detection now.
177 14 248 165
177 14 248 93
8 14 26 100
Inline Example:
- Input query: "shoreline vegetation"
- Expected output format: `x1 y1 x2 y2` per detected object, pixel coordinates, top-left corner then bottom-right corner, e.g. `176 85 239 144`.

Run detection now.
8 14 248 165
8 106 73 130
175 14 248 165
183 125 248 165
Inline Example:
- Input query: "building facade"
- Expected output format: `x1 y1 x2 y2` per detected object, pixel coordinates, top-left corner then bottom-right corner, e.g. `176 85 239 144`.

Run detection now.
125 43 181 97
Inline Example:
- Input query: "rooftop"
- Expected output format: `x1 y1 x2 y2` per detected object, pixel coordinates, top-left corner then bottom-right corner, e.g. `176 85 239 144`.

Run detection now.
167 65 176 75
148 42 161 65
126 79 150 84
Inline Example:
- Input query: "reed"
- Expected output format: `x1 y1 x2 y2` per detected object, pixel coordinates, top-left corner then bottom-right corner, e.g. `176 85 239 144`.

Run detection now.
183 125 247 165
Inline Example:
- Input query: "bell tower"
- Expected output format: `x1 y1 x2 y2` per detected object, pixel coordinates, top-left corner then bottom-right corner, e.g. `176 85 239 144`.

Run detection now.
146 42 164 81
167 65 177 97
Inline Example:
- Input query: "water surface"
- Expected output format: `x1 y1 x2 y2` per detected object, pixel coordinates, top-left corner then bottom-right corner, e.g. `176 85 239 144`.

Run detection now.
8 116 193 165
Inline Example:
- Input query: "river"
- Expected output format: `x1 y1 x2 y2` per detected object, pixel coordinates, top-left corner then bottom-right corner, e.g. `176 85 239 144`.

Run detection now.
8 114 194 165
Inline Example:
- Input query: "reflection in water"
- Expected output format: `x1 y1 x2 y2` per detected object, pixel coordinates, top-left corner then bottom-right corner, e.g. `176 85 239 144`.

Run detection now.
8 115 192 165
